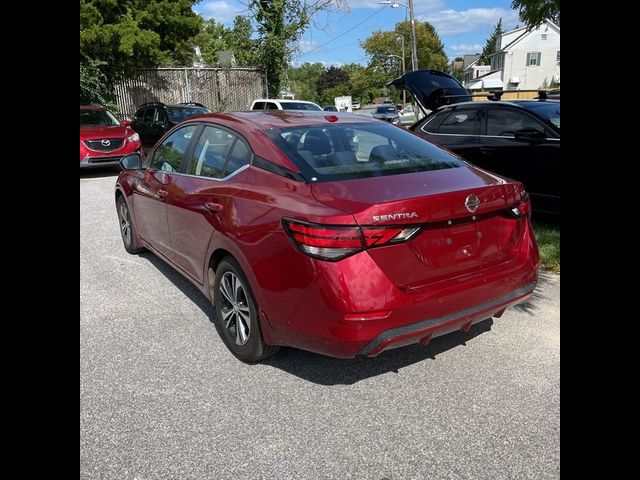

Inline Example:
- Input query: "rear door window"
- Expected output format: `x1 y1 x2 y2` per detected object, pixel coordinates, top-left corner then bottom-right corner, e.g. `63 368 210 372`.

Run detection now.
436 109 478 134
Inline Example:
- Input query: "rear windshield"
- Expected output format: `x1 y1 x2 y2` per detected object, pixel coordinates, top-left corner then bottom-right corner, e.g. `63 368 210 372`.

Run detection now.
525 102 560 128
376 106 397 114
281 102 322 111
167 106 211 123
268 123 465 182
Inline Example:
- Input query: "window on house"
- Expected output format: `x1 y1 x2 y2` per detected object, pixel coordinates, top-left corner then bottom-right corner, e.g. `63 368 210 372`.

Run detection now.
556 51 560 63
541 34 548 40
526 52 541 66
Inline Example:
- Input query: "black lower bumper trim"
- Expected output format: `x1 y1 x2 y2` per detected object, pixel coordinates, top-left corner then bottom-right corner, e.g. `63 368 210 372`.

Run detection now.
358 282 537 356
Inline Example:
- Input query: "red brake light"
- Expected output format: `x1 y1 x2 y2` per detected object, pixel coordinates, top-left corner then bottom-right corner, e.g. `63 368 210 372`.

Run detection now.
282 219 421 261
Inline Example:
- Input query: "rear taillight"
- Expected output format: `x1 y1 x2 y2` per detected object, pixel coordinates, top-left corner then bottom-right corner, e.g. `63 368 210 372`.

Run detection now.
282 219 420 261
510 194 531 218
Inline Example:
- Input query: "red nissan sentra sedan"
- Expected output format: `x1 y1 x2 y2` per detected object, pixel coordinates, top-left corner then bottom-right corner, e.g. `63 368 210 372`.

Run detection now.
115 111 539 362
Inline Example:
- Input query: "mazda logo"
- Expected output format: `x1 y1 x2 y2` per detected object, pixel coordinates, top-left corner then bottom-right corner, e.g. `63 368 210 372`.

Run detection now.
101 139 111 146
465 194 480 213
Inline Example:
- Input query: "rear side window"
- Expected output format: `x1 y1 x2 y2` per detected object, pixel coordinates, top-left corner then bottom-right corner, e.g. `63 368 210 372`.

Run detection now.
264 102 279 110
187 126 250 179
436 109 478 134
252 102 265 110
150 125 198 172
269 123 465 182
486 109 545 136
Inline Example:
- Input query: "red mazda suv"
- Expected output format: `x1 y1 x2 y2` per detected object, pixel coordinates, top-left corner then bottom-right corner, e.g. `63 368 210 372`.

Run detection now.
80 104 142 168
115 111 539 362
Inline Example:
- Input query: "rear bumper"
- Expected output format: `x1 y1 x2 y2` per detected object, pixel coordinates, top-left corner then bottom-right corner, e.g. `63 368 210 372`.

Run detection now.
358 282 534 356
262 222 539 358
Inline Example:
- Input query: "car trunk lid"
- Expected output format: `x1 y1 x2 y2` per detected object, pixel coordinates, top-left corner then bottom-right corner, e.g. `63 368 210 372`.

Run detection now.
311 166 528 288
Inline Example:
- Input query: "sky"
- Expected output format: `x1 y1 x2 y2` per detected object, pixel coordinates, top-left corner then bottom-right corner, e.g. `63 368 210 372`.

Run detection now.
192 0 522 67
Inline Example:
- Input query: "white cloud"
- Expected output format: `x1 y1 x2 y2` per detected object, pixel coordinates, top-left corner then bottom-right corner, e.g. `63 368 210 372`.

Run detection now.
420 8 519 35
450 43 484 54
297 40 318 54
200 1 241 25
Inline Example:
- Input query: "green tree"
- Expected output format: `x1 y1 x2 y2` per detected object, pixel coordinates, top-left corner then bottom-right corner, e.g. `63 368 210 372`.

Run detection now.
192 19 229 66
288 62 326 102
478 18 503 66
511 0 560 29
316 66 350 95
80 0 202 101
361 20 448 82
228 16 258 67
250 0 346 96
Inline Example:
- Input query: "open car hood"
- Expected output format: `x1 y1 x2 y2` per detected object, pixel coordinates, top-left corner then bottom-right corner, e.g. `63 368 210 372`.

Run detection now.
387 69 471 112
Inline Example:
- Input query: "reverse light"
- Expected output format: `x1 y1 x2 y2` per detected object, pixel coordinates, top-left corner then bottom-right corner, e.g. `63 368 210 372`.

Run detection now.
510 194 531 218
127 132 140 143
282 219 421 261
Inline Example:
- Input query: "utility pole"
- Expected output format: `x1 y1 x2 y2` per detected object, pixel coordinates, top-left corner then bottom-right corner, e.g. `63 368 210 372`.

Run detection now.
408 0 418 70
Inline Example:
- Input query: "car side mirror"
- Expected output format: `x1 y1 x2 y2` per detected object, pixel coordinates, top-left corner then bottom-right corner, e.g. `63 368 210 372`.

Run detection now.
120 119 131 127
514 128 546 141
120 153 142 170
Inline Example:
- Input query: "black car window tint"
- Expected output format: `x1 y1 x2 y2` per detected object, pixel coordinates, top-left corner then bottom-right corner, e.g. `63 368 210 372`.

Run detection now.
142 108 154 123
150 125 198 173
225 139 251 176
156 108 166 124
437 110 477 134
487 109 544 136
253 102 264 110
187 126 236 179
265 102 279 110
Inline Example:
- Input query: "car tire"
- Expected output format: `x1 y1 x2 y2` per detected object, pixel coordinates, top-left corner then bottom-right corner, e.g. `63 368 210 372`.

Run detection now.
213 257 279 362
116 195 145 254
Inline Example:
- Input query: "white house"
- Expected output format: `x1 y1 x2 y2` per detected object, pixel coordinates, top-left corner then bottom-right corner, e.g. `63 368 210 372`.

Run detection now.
462 59 491 88
465 20 560 91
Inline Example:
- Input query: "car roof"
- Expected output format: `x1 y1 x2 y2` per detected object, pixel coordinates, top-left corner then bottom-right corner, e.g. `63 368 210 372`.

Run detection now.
80 104 106 111
252 99 318 104
189 111 376 129
437 99 559 110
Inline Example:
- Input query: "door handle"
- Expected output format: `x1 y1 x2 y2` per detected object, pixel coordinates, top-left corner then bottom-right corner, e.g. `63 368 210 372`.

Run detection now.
204 201 224 214
157 189 169 198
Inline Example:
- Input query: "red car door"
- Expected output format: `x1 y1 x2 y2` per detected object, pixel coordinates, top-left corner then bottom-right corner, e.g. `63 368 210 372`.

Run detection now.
132 124 199 260
166 125 252 284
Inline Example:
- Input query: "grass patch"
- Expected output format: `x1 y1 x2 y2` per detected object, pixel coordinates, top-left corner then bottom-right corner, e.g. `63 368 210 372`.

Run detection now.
533 220 560 273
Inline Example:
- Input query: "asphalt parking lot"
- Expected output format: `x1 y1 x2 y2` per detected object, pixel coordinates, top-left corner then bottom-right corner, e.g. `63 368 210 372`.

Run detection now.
80 170 560 480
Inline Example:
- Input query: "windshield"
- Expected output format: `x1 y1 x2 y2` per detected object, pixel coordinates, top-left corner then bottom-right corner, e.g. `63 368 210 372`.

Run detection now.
281 102 322 111
167 106 211 123
525 102 560 128
269 122 465 182
80 109 120 126
376 106 397 114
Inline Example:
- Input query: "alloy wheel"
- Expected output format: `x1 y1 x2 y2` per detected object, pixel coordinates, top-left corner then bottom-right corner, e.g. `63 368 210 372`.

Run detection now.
219 272 251 346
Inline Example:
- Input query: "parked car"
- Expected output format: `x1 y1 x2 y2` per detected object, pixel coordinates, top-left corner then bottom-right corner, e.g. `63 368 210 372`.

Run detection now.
394 105 425 126
390 69 560 215
115 110 539 362
80 104 143 168
323 105 338 112
372 105 399 123
249 99 322 111
352 102 361 110
130 101 212 148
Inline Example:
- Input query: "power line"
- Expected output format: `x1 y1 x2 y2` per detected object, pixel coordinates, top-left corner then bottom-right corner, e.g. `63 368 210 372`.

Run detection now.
297 7 386 57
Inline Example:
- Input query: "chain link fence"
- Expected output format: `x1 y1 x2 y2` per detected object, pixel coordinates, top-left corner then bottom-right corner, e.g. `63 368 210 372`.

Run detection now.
114 68 266 118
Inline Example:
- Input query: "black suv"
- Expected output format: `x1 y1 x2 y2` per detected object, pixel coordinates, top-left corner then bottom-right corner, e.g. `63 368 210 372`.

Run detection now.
131 102 212 148
389 69 560 215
